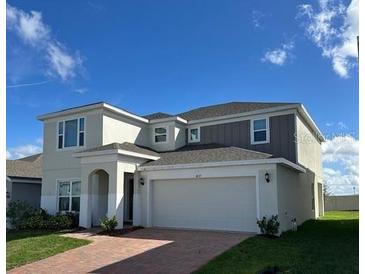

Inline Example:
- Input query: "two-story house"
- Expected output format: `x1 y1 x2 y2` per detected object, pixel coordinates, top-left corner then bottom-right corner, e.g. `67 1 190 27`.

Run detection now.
37 101 324 233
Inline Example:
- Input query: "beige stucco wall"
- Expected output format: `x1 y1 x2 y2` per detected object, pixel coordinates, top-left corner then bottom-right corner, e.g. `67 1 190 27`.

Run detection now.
174 123 186 150
102 110 149 146
295 114 323 218
78 154 146 228
41 110 104 213
276 165 314 231
41 108 152 214
149 121 187 151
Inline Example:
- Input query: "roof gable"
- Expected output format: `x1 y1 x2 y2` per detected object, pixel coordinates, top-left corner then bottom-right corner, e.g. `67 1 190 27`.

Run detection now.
143 112 173 120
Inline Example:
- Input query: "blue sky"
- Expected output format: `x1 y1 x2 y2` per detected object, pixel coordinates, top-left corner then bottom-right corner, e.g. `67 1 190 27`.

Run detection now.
6 0 358 194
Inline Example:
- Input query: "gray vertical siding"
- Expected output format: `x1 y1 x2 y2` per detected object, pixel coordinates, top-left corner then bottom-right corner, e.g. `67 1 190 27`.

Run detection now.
197 114 296 162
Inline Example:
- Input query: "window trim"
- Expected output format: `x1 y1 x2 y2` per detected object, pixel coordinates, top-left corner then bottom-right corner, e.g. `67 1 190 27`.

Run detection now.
188 127 200 143
56 179 81 213
153 126 168 144
250 117 270 145
57 117 86 150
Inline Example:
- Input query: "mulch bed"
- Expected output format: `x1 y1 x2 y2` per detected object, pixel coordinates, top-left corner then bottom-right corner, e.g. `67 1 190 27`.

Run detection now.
97 226 144 236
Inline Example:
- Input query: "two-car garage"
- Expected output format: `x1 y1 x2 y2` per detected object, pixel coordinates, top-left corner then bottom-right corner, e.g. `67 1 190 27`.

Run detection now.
151 176 258 232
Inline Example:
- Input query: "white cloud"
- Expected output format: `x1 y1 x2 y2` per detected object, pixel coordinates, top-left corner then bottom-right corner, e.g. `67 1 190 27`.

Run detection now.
337 121 347 129
46 43 81 81
322 135 358 195
7 143 42 160
74 87 88 94
6 4 83 82
261 41 295 65
7 5 49 45
325 121 348 130
252 10 264 28
297 0 358 78
322 135 358 161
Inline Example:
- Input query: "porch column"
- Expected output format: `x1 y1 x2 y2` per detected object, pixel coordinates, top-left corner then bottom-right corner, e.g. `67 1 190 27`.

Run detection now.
79 168 93 228
133 171 142 226
146 178 152 227
107 162 124 229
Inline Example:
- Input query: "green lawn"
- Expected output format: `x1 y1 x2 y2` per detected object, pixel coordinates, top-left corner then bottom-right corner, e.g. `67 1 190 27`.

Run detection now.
196 211 359 274
6 230 91 270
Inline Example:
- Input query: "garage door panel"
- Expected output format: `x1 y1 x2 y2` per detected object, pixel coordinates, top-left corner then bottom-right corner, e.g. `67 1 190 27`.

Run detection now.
152 177 257 232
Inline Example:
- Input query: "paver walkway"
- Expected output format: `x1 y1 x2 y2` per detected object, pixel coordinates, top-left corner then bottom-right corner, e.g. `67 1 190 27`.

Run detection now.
9 228 253 274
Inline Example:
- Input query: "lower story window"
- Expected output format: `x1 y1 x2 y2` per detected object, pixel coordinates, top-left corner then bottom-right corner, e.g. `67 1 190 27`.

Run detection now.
58 180 81 212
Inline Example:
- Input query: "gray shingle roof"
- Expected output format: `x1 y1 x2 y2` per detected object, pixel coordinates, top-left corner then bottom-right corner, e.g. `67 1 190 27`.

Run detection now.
7 154 43 178
141 144 272 167
177 102 297 121
143 112 173 120
18 153 42 162
81 142 160 157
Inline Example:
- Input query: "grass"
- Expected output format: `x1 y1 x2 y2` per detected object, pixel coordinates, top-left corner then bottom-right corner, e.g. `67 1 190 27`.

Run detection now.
6 230 91 270
196 211 359 274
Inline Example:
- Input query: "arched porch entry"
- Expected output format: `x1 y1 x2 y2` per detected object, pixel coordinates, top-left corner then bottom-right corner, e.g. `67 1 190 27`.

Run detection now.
89 169 109 226
75 146 158 229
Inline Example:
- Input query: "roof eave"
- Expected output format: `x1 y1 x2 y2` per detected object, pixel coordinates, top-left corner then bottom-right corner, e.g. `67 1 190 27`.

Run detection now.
73 148 160 160
37 103 149 124
298 104 325 142
138 158 306 173
149 116 187 124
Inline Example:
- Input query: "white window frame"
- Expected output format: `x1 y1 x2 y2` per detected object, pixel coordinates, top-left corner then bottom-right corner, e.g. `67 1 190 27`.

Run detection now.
153 126 168 144
56 179 81 213
250 117 270 145
188 127 200 143
57 117 86 150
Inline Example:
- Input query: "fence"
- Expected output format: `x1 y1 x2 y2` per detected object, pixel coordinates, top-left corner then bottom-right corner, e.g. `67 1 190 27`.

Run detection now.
324 195 359 211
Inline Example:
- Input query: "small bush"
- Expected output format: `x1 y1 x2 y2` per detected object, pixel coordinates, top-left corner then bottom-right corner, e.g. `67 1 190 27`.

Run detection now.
7 201 36 230
257 215 280 236
64 212 79 228
100 216 118 232
7 201 74 231
46 214 73 230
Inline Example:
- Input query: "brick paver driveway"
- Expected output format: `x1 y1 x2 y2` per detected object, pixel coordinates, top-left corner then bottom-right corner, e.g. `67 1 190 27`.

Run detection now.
9 228 253 274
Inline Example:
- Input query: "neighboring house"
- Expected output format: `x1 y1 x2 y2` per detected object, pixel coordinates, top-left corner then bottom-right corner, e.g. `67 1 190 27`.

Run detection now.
37 101 324 233
6 154 42 209
325 195 359 211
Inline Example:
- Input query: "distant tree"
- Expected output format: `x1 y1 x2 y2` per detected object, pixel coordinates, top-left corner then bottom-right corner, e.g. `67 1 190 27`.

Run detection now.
323 183 332 198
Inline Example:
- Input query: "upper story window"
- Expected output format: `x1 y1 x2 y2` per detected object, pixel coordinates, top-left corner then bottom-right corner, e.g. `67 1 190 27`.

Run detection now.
251 117 270 144
154 127 167 143
189 127 200 143
58 118 85 149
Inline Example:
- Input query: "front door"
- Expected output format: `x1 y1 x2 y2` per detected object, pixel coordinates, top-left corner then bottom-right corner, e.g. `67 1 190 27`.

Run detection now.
129 179 134 220
123 173 134 222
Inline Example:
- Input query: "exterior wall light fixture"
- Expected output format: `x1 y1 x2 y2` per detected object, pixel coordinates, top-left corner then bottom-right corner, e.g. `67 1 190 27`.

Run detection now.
265 172 270 183
139 177 145 186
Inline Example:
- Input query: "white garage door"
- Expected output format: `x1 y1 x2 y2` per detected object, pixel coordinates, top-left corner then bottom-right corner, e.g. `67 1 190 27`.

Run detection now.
152 177 257 232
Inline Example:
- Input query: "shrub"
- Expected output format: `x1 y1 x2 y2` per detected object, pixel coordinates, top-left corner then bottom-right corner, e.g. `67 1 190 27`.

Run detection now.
64 212 79 228
46 214 73 230
7 201 36 230
257 215 280 236
100 216 118 232
7 201 74 231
